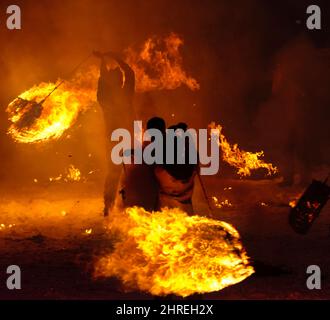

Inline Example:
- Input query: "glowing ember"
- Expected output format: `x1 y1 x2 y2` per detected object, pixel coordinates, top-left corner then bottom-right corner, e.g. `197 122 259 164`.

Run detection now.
212 196 233 209
66 164 81 181
289 200 297 208
94 206 254 297
125 33 200 92
209 122 278 177
49 164 83 182
85 228 93 235
0 223 15 231
289 192 304 208
49 174 62 182
6 68 97 143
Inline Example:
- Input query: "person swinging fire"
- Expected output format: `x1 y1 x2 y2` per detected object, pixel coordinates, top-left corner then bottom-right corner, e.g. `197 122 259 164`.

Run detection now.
94 50 135 216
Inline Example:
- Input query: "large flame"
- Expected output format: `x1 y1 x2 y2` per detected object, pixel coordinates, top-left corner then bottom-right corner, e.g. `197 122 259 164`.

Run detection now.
6 68 97 143
209 122 278 177
94 206 254 297
125 33 200 92
7 34 198 143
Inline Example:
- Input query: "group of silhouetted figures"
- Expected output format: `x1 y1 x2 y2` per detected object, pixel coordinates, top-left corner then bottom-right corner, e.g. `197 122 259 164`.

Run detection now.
94 51 198 216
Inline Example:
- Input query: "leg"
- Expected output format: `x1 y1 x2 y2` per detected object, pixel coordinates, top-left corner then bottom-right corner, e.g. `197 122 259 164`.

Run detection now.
103 172 116 217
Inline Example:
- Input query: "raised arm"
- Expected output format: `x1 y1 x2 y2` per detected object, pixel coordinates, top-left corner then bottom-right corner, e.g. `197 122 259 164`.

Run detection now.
102 51 135 94
93 51 109 78
99 56 108 78
94 52 110 107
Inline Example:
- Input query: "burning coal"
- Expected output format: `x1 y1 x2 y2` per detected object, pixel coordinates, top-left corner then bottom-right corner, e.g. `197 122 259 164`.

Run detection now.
94 206 254 297
209 122 278 177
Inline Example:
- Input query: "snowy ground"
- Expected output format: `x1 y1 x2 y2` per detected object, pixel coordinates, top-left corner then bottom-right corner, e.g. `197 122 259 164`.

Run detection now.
0 176 329 300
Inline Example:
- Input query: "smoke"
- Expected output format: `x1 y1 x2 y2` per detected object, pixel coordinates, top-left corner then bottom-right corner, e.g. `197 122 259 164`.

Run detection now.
0 0 329 184
255 36 330 181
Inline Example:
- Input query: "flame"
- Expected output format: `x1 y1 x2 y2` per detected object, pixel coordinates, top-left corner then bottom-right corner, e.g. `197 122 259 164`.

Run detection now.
49 164 83 182
66 164 81 181
85 228 93 235
6 68 97 143
209 122 278 177
94 206 254 297
289 200 297 208
6 34 198 143
125 33 200 92
289 191 304 208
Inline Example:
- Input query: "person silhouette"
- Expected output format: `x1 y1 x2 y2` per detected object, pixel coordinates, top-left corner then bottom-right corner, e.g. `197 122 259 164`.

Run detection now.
94 50 135 216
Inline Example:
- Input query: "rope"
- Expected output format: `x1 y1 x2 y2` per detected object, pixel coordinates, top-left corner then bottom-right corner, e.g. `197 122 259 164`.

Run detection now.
39 53 93 105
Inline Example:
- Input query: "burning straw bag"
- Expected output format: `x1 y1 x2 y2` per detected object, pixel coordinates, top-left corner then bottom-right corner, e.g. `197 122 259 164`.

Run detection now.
289 177 330 234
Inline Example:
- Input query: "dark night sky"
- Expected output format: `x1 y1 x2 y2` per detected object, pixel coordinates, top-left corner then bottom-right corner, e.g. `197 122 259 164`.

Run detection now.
0 0 329 182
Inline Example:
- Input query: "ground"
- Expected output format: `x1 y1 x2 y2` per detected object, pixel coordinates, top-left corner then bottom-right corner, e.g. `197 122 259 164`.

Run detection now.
0 175 329 300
